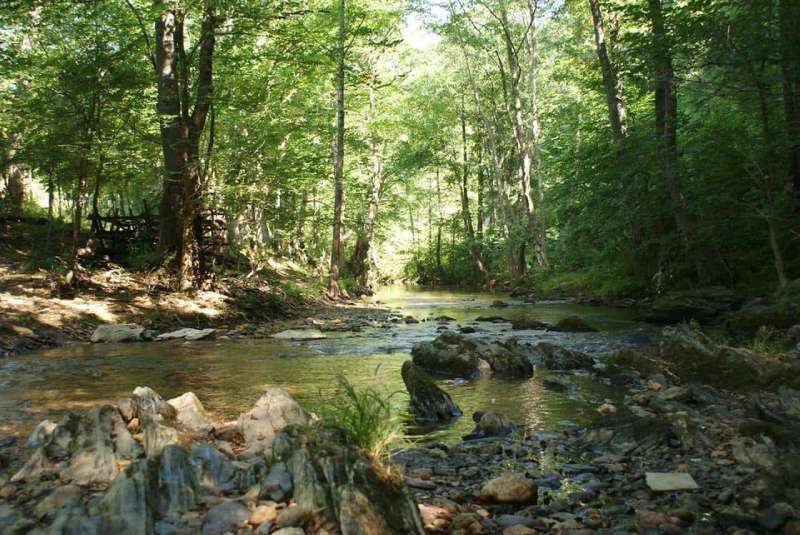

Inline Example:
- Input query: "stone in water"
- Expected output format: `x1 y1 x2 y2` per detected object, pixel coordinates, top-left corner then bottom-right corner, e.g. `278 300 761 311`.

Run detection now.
271 329 326 340
645 472 699 491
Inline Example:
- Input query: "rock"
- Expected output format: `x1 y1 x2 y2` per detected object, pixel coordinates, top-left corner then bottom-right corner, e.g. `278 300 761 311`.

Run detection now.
474 316 510 323
278 426 424 534
250 502 279 525
191 444 240 493
459 326 477 334
13 405 142 484
479 474 538 504
412 332 533 379
597 403 617 414
549 316 597 332
276 505 311 528
99 460 156 535
239 388 309 457
542 374 576 392
90 323 144 343
25 419 57 449
452 512 484 534
464 411 515 440
496 514 538 528
646 285 739 323
156 445 198 517
511 319 550 330
532 342 594 370
271 329 327 341
644 472 699 491
156 328 216 341
131 388 181 458
272 529 305 535
503 526 539 535
167 392 214 434
491 300 509 308
262 462 293 501
727 299 798 331
34 484 82 517
402 361 462 421
479 339 535 378
412 331 482 378
202 501 250 535
659 326 794 389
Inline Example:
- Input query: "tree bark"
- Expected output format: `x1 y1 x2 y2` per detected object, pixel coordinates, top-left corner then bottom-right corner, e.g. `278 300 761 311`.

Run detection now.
348 64 384 292
459 97 487 280
154 2 215 289
779 0 800 208
328 0 347 298
647 0 691 249
155 8 184 258
528 2 546 267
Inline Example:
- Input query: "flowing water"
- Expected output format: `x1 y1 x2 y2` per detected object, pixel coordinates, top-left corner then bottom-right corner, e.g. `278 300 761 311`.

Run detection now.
0 286 656 442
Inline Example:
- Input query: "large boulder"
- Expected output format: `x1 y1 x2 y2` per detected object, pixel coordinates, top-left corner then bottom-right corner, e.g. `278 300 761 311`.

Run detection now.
530 342 594 370
90 324 144 343
646 286 740 323
238 388 309 458
411 331 481 378
12 405 142 484
276 426 425 534
401 361 462 421
658 326 798 390
549 315 597 332
411 332 533 379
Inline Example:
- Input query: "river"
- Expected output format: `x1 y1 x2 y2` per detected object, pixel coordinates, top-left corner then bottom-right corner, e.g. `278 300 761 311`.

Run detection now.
0 286 655 442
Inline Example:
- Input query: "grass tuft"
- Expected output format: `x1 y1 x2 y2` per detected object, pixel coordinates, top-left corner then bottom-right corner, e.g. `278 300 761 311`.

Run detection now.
319 371 405 461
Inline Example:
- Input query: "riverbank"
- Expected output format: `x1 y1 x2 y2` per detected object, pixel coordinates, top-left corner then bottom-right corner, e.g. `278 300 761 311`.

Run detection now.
0 254 399 358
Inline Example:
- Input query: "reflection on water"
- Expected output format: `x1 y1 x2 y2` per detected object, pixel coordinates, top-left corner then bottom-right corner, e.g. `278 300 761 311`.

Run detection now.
0 286 650 442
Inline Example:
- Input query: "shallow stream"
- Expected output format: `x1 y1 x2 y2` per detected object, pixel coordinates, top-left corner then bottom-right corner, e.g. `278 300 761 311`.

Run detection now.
0 286 655 442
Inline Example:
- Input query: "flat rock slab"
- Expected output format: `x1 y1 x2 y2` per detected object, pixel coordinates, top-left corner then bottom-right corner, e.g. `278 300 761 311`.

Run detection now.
645 472 699 491
91 324 144 343
157 328 216 341
271 329 326 340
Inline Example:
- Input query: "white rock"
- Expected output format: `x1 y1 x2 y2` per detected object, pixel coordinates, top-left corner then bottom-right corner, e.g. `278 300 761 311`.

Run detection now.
156 328 216 341
271 329 326 341
90 324 144 343
645 472 699 491
167 392 213 434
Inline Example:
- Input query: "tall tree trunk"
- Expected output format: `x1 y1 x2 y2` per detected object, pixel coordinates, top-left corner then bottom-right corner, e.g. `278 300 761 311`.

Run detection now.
588 0 627 138
528 1 547 267
154 3 215 289
589 0 643 249
348 64 384 291
328 0 346 298
155 8 184 258
779 0 800 208
178 2 215 289
2 133 25 217
648 0 691 251
459 98 487 280
436 168 442 276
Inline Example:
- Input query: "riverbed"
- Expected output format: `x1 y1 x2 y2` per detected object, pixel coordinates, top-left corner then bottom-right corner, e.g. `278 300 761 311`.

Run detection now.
0 286 655 442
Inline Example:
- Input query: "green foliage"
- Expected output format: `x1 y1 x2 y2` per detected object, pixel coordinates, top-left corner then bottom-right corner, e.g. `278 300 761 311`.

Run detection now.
319 372 405 460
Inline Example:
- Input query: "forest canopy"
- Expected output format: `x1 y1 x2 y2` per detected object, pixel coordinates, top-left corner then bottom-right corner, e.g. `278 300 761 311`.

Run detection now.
1 0 798 298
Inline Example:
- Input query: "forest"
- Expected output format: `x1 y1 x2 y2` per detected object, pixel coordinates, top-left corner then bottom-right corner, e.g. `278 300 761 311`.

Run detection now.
1 1 800 534
1 0 797 299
